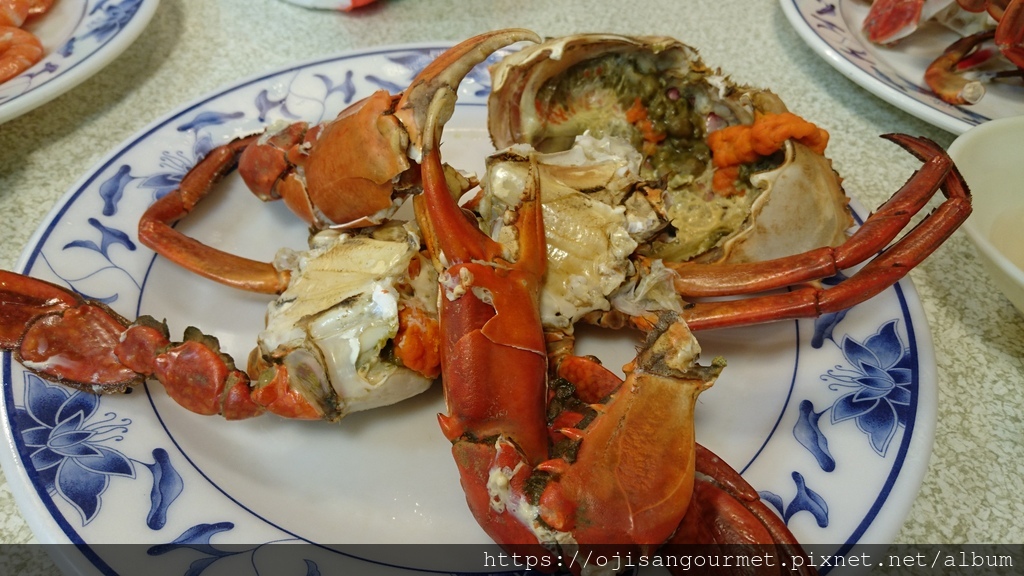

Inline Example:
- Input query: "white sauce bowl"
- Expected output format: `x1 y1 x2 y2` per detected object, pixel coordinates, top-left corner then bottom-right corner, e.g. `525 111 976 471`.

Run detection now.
948 116 1024 317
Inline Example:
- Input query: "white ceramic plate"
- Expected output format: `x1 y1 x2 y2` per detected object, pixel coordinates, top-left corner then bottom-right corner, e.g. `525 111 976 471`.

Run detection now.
0 0 159 125
1 43 936 575
781 0 1024 134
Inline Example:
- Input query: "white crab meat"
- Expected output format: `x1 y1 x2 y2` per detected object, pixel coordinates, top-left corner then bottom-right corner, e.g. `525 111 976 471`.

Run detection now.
258 223 437 419
481 135 641 330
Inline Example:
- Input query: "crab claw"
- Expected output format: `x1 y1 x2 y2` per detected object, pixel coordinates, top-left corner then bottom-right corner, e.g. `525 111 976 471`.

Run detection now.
925 29 997 104
541 317 723 558
996 0 1024 68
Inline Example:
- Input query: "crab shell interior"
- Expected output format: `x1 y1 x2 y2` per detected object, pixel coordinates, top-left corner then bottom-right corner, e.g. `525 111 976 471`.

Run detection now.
487 33 853 266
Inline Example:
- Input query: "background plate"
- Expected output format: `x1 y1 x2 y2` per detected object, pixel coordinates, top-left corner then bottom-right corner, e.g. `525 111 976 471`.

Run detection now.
0 0 159 125
781 0 1024 134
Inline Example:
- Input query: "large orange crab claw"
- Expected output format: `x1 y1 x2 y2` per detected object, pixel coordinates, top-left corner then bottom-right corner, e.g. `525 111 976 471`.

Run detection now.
236 91 414 229
414 71 549 461
537 319 723 557
540 326 816 575
138 28 540 294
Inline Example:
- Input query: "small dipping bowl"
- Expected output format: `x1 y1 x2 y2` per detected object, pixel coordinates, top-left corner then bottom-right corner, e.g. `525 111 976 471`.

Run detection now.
948 116 1024 316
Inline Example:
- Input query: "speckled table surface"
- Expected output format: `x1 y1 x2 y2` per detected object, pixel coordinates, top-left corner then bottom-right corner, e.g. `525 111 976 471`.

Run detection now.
1 0 1022 573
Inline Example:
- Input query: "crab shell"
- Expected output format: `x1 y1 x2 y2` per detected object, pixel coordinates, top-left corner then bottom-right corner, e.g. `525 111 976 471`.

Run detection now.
487 33 852 266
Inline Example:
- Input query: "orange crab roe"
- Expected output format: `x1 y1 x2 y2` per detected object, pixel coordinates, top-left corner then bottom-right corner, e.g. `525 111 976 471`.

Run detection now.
394 306 442 379
708 112 829 195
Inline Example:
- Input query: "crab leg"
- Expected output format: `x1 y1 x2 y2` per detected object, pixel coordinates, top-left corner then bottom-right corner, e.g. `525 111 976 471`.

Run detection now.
675 135 971 331
0 270 348 419
0 271 268 418
137 134 293 294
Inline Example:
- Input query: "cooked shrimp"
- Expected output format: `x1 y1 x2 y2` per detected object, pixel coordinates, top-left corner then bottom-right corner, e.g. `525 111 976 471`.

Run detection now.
0 0 31 27
0 26 43 83
0 0 54 84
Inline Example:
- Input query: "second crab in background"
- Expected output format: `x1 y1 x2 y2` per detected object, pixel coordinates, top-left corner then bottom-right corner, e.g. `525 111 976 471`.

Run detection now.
862 0 1024 104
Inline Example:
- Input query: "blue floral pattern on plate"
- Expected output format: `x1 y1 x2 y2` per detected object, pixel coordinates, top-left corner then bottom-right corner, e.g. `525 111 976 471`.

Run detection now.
13 374 182 529
761 317 917 538
0 43 937 575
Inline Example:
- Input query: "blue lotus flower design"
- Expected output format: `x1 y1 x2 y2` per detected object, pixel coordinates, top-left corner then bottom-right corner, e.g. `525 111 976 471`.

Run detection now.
13 374 185 528
794 318 916 478
824 320 914 455
779 319 914 528
14 374 135 524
